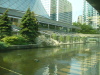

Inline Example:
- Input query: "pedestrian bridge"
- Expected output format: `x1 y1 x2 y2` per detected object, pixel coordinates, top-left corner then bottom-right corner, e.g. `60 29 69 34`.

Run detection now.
71 34 100 43
76 34 100 37
86 37 100 43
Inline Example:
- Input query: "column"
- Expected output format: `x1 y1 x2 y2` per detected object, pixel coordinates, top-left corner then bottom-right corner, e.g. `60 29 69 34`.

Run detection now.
48 24 49 30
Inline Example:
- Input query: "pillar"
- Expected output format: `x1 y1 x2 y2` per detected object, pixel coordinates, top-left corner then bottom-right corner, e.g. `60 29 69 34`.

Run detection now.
48 24 49 30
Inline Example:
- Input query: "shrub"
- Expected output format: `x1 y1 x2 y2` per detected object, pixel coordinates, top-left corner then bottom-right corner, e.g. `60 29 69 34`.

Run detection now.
0 42 8 49
2 35 27 45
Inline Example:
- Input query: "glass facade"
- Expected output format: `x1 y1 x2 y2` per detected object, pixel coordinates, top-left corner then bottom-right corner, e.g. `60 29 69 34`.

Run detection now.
0 0 79 32
0 0 49 18
58 0 72 25
41 0 51 16
50 0 57 21
83 0 99 28
40 0 72 25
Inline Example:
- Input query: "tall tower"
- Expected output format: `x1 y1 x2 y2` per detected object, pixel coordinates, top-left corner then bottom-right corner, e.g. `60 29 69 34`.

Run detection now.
41 0 72 25
77 15 83 24
58 0 72 25
50 0 57 20
83 0 99 29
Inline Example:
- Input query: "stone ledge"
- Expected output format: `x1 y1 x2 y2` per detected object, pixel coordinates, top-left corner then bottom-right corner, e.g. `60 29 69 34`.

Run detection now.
0 44 38 51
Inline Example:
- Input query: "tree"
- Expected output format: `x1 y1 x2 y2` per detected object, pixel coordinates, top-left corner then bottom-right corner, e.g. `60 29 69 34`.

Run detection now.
73 22 98 34
20 8 39 43
0 10 12 38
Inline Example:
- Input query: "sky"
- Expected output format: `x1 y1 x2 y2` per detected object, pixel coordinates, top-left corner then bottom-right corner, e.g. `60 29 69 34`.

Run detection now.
67 0 83 22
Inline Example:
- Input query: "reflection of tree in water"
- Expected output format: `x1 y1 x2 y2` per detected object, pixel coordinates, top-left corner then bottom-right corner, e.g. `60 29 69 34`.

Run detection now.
0 51 44 75
0 47 77 75
3 48 71 75
0 43 99 75
0 55 11 75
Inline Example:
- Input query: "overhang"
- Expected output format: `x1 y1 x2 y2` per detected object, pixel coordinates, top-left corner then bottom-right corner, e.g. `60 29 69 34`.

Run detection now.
0 7 81 30
36 16 81 29
86 0 100 12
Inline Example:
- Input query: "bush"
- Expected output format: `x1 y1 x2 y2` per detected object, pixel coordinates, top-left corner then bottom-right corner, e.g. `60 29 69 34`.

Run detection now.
2 35 27 45
0 42 8 49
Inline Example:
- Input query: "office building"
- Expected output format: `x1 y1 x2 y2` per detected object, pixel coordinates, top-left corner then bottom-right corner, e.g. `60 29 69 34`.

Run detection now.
0 0 49 18
41 0 72 25
77 15 83 23
0 0 79 33
83 0 99 29
0 0 50 26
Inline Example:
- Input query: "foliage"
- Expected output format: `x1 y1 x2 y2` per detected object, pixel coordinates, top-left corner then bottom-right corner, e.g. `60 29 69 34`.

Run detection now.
20 8 39 43
0 10 12 38
73 37 77 41
51 33 57 40
89 39 97 41
73 22 98 34
2 35 27 45
35 35 59 47
59 36 64 42
0 42 8 50
66 36 71 43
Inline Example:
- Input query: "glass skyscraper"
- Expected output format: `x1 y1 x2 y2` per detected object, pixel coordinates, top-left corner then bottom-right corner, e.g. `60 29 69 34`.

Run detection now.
41 0 72 25
0 0 49 18
41 0 57 20
83 0 99 29
0 0 79 32
58 0 72 25
41 0 51 16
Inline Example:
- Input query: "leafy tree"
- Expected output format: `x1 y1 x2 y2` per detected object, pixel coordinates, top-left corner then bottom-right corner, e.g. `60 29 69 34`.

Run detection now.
0 10 12 38
73 22 98 34
20 8 39 43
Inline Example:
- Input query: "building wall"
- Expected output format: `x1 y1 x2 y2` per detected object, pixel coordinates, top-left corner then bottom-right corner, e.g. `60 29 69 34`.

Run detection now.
41 0 72 25
41 0 51 16
77 15 83 23
0 0 49 18
50 0 57 20
83 0 99 29
58 0 72 25
0 0 72 27
88 16 100 28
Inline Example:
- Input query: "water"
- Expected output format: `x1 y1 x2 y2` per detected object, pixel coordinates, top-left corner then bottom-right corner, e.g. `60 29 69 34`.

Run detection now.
0 43 100 75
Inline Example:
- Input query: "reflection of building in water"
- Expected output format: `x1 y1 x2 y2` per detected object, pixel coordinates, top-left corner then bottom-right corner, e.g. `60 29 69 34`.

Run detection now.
42 65 50 75
42 64 71 75
81 52 99 75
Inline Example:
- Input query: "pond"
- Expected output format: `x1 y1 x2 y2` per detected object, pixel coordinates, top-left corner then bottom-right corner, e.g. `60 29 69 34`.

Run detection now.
0 43 100 75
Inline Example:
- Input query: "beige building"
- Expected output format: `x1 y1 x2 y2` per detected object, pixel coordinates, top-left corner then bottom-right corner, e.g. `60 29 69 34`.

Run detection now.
88 16 100 28
77 15 83 24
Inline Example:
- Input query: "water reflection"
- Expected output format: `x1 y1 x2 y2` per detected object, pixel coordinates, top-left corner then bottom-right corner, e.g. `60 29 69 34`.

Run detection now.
0 43 100 75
